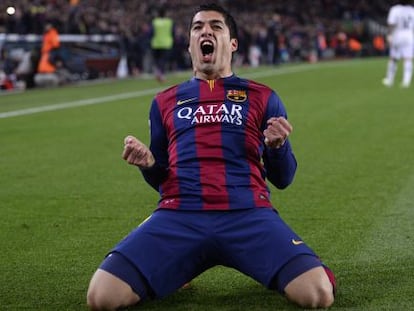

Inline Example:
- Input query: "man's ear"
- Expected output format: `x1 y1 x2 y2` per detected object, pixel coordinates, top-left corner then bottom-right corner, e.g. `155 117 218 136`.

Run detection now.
231 38 238 52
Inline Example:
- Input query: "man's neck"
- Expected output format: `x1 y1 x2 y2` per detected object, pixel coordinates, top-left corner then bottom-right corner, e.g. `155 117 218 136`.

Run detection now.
194 71 234 80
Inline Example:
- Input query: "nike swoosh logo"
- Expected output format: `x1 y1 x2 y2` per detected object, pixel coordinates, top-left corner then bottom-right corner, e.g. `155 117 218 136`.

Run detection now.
176 97 197 105
292 239 304 245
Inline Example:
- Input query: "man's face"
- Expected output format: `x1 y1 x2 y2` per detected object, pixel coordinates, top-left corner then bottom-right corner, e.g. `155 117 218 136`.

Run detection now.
188 10 238 78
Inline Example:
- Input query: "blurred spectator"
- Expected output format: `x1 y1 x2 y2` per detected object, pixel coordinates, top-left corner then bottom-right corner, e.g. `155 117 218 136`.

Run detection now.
34 22 62 87
372 34 386 56
0 70 14 90
171 24 190 71
0 42 23 90
348 37 362 57
150 7 174 82
331 29 348 57
254 25 269 64
315 28 328 59
136 22 153 74
278 33 290 63
266 13 282 65
15 47 40 89
234 25 251 66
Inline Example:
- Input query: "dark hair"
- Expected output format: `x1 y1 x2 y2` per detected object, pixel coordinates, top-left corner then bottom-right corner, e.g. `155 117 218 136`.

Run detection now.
190 3 238 40
158 7 166 17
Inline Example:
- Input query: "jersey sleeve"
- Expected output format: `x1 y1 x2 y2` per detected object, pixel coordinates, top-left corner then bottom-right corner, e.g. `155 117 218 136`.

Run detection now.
387 6 397 26
139 98 169 191
262 91 297 189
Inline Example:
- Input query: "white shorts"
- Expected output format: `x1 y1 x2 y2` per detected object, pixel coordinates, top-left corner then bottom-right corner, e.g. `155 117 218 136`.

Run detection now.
390 33 414 59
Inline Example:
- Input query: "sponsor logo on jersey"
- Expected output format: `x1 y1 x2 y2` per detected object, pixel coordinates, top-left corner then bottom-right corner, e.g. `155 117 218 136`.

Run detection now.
177 103 243 125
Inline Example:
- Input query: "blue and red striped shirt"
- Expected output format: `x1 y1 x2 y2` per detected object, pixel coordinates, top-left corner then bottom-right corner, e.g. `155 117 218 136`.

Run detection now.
141 75 297 210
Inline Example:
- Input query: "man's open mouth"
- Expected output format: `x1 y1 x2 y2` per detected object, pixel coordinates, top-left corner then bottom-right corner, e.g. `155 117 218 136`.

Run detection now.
200 40 214 61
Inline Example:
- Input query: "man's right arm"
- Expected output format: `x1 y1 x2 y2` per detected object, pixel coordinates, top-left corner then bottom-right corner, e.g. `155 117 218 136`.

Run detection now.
140 99 169 191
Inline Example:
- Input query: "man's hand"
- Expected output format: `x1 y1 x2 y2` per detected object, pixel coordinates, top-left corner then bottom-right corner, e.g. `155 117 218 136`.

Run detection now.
122 135 155 168
386 34 393 45
263 117 292 149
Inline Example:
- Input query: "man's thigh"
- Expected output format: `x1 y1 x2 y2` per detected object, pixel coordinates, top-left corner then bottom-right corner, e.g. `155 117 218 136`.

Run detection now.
215 208 318 288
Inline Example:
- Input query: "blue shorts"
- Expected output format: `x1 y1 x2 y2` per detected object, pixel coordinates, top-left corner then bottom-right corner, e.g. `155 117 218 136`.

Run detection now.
99 208 322 299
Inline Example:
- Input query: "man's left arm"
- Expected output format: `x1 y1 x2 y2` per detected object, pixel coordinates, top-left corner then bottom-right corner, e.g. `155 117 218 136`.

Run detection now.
262 92 297 189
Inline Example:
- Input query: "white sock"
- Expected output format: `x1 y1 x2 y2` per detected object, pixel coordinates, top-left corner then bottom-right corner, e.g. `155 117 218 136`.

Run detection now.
386 59 397 83
402 59 412 86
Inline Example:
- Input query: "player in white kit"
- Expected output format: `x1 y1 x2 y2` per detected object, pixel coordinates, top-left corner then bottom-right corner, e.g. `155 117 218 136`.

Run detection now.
382 0 414 88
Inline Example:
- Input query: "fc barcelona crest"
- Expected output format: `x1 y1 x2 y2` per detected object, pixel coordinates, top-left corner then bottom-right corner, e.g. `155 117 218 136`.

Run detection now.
226 90 247 102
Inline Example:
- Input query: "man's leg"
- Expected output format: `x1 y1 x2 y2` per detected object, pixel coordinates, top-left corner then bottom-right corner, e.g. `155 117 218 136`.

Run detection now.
221 208 336 309
272 254 336 309
87 252 152 310
87 269 140 311
284 266 334 309
383 58 398 87
402 58 413 87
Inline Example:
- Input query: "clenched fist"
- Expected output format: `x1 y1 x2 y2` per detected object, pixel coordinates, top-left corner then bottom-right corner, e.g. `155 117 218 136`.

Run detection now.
263 117 292 149
122 135 155 168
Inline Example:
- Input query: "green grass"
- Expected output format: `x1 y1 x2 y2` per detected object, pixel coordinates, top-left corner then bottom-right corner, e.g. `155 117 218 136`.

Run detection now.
1 58 413 310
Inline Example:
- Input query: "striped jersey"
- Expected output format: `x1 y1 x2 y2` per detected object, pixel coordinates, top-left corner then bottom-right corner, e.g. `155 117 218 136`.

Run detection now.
141 75 297 211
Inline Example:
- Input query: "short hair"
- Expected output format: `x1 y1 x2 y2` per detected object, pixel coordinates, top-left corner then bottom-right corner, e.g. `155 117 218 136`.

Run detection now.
189 3 238 40
157 7 166 17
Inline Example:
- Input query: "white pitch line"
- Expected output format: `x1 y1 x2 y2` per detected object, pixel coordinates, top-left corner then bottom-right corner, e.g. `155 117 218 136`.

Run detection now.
0 62 350 119
0 87 162 119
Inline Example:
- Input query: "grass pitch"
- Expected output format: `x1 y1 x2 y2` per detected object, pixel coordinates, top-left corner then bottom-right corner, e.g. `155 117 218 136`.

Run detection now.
1 58 413 310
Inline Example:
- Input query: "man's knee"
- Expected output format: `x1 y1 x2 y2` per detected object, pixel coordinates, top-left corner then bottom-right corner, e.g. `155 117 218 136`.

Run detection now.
288 280 334 308
86 286 113 311
284 266 335 309
86 269 140 311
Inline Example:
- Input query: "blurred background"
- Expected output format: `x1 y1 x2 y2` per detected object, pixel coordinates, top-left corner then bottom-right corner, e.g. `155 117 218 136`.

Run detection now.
0 0 393 91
